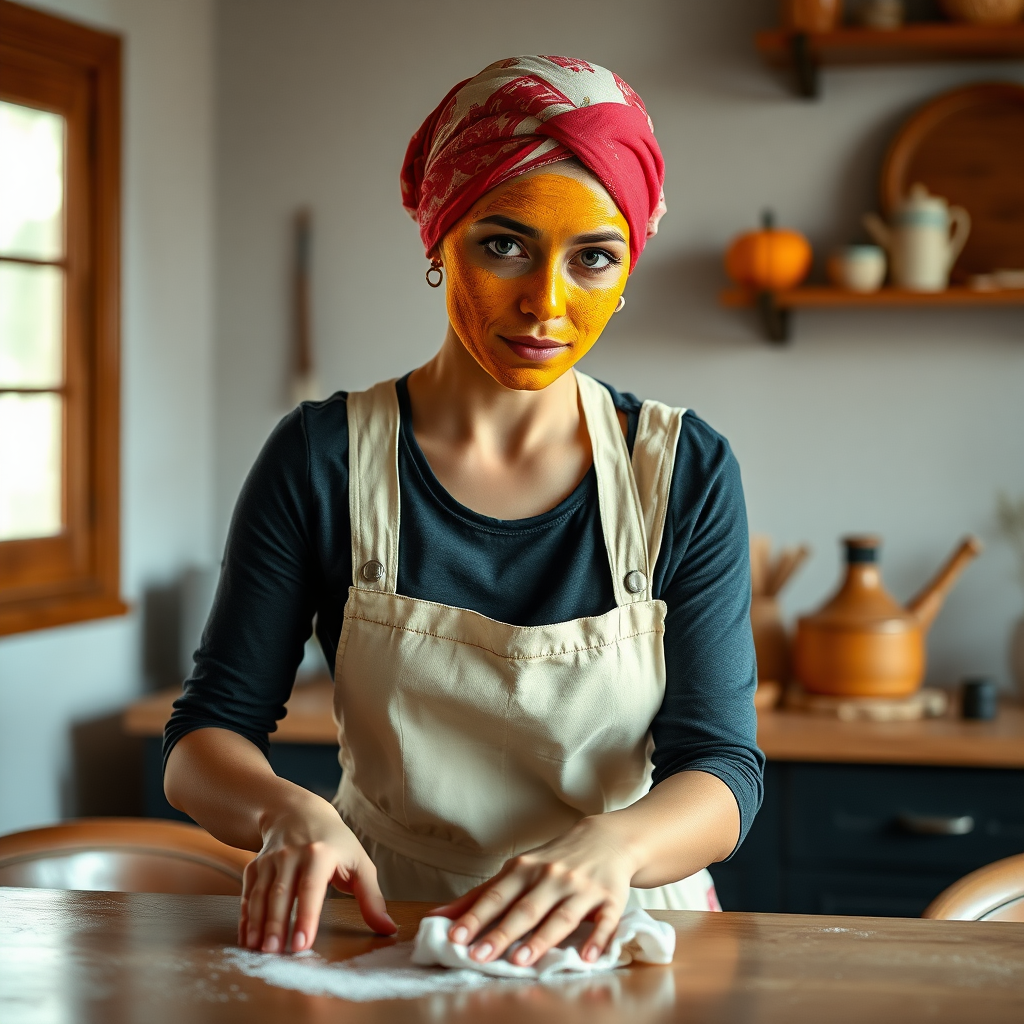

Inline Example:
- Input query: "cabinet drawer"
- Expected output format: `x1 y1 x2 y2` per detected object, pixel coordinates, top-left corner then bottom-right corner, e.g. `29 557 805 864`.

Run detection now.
787 763 1024 871
784 868 959 918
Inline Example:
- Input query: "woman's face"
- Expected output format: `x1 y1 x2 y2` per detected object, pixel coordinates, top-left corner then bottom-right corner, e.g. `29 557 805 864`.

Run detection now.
438 164 630 391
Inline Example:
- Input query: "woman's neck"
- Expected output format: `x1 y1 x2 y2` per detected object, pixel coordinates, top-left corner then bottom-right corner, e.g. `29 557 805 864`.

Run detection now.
408 325 584 460
405 326 592 519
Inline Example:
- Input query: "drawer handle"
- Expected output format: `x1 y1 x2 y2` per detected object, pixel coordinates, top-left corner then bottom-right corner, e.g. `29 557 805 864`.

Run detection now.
897 814 975 836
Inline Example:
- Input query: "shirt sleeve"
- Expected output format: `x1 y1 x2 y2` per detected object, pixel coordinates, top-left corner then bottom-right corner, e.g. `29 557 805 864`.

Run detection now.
162 404 326 767
648 413 764 855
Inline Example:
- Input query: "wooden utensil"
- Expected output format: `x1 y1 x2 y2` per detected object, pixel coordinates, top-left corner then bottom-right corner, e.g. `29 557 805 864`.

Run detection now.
290 207 320 404
750 537 811 690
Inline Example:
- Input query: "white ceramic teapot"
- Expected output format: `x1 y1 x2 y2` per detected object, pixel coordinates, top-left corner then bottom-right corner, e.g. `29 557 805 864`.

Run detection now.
863 184 971 292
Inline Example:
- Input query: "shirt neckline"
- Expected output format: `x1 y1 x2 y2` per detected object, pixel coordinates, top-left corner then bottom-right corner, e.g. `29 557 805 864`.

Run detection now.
394 374 596 533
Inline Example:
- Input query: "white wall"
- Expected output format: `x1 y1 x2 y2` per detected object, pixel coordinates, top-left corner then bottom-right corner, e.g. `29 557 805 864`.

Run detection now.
4 0 1022 834
0 0 216 833
214 0 1024 693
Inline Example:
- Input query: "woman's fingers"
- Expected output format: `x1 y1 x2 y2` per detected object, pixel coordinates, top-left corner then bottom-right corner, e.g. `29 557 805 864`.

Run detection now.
260 857 300 953
289 844 341 951
469 879 570 962
346 856 397 937
433 882 487 922
580 904 623 963
238 858 259 945
333 852 397 937
506 895 600 966
448 868 527 948
243 854 278 949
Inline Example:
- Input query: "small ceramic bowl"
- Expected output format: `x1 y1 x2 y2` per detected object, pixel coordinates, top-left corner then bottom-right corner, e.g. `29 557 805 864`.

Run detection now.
828 244 887 293
856 0 905 29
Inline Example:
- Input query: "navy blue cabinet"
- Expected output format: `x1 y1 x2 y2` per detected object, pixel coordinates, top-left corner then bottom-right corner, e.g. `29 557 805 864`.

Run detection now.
711 761 1024 917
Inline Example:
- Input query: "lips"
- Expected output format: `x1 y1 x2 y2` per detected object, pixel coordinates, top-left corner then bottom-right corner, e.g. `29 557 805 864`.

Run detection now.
500 335 570 362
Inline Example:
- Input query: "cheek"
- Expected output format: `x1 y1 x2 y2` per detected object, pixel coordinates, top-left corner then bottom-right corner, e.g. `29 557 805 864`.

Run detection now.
442 243 513 342
568 285 621 349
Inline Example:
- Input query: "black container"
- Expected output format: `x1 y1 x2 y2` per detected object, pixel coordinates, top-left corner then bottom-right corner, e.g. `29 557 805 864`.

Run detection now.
961 678 998 721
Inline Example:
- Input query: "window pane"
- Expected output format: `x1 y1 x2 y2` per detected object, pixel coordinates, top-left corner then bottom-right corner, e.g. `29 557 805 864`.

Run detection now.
0 101 65 261
0 263 64 387
0 392 62 540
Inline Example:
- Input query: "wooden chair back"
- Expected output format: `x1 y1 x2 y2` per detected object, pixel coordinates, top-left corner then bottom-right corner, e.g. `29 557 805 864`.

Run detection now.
0 818 253 896
922 852 1024 922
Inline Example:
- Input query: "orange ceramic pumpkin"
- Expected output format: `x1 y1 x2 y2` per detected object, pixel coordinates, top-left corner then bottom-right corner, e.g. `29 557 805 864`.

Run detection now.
725 211 813 292
781 0 844 31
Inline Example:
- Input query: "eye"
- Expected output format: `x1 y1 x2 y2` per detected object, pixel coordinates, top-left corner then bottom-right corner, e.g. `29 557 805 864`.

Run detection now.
483 236 525 259
577 249 616 270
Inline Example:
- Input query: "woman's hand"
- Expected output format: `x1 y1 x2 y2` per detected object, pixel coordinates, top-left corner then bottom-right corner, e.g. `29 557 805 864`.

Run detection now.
433 816 638 967
164 728 397 955
238 792 397 954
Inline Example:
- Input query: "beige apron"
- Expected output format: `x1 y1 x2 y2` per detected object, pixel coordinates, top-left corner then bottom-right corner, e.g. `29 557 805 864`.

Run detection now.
332 371 718 912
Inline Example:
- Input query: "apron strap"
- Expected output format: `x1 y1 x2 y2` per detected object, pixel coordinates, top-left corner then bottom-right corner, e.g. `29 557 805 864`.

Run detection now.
575 371 652 606
346 380 401 594
632 398 685 580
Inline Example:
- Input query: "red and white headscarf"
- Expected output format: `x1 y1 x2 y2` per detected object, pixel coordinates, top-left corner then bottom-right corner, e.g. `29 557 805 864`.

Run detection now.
401 56 666 273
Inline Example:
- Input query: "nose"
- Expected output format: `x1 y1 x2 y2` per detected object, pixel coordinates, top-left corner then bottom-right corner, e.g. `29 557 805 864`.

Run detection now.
519 258 567 322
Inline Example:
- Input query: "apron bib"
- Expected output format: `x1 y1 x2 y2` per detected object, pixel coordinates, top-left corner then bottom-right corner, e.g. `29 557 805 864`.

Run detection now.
332 371 718 912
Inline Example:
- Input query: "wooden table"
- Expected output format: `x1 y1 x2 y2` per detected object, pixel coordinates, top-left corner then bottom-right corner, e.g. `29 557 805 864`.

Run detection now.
2 889 1022 1022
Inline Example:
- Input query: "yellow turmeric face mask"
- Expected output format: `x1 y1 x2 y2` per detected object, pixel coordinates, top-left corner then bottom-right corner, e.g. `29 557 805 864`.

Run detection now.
438 167 630 391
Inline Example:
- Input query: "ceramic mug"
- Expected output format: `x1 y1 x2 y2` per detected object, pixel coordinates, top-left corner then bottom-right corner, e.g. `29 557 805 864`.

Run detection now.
828 245 887 292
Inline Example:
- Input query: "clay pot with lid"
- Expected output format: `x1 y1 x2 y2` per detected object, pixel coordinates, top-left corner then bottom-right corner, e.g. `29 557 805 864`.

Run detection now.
793 535 982 697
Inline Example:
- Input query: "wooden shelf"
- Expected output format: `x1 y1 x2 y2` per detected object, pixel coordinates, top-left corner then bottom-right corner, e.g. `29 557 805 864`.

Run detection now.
757 23 1024 97
721 286 1024 341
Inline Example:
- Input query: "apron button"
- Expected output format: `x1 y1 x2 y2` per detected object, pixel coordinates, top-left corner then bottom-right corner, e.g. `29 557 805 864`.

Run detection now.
362 559 385 582
624 570 647 594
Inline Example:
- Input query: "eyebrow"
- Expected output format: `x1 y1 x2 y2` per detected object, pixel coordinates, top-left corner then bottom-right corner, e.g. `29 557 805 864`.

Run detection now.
476 215 539 238
572 230 627 245
475 215 625 246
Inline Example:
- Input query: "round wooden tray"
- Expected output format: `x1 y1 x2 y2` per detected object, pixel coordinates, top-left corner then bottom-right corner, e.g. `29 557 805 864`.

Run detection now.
880 82 1024 282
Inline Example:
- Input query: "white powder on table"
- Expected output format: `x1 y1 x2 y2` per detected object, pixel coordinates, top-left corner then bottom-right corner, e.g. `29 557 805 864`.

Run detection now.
221 943 505 1002
220 909 675 1003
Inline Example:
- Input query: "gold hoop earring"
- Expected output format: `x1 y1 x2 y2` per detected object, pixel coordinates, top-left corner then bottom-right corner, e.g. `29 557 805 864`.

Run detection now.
426 258 444 288
614 295 626 312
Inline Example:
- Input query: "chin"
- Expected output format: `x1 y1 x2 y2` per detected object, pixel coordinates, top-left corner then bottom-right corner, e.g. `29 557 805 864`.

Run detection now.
487 364 572 392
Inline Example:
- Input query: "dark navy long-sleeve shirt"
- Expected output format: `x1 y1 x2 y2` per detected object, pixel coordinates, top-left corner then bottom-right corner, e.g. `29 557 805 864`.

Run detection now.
164 376 764 848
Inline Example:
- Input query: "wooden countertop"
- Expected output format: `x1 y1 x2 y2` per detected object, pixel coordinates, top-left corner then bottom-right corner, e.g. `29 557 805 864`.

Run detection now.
757 700 1024 769
124 676 339 745
3 888 1022 1022
125 679 1024 769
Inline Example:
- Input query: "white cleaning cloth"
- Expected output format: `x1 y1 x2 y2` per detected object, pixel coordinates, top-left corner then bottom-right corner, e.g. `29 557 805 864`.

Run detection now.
411 907 675 980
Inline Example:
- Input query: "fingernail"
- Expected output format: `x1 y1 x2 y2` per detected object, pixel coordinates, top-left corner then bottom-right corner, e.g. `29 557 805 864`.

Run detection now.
263 934 280 953
292 931 306 951
585 946 599 962
514 946 532 965
246 931 259 948
451 926 469 944
471 941 492 961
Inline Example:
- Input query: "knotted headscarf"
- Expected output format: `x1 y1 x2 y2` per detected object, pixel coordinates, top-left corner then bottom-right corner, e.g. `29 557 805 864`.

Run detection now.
401 56 666 273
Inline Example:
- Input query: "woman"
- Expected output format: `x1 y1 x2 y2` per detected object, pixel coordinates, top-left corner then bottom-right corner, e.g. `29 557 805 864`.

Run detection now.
164 56 762 969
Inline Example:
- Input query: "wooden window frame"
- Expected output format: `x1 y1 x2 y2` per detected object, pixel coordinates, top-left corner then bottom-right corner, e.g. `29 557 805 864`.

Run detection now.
0 1 125 635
